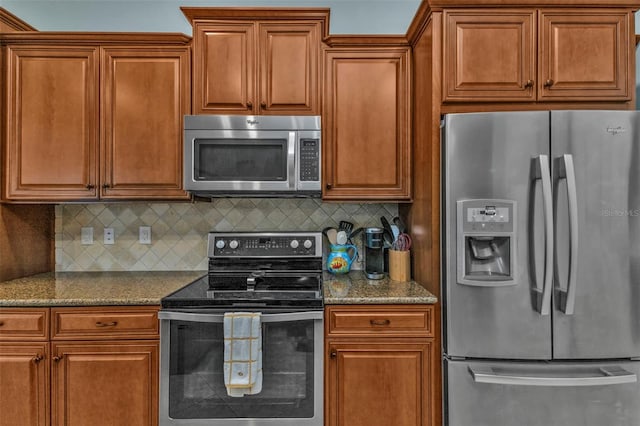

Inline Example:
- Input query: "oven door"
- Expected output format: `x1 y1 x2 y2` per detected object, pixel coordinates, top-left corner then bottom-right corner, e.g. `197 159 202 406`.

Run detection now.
159 310 323 426
184 129 296 193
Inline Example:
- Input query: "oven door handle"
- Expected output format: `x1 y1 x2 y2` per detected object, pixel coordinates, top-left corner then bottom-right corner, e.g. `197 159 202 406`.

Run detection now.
158 310 323 323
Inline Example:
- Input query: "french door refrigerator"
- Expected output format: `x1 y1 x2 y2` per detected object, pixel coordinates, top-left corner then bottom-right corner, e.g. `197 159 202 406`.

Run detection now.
442 111 640 426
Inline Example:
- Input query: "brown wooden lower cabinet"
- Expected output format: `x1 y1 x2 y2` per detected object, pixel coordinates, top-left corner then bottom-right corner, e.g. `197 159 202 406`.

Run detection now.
325 305 435 426
51 341 158 426
0 306 159 426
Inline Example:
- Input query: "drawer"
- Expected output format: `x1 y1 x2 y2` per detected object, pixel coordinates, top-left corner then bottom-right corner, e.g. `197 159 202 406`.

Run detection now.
0 308 49 341
51 306 159 340
326 305 434 338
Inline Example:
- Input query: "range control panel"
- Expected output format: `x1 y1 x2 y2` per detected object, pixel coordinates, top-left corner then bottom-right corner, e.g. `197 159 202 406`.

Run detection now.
208 232 322 258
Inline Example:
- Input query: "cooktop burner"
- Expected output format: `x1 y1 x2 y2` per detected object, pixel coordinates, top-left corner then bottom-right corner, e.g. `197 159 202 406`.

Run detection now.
161 232 324 310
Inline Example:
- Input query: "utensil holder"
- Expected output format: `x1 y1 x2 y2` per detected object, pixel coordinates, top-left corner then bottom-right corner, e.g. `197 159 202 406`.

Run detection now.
389 249 411 281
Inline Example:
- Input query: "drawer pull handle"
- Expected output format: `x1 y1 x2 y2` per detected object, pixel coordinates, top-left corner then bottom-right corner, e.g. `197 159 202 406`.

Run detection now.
370 319 391 326
32 354 43 364
95 321 118 327
53 355 63 362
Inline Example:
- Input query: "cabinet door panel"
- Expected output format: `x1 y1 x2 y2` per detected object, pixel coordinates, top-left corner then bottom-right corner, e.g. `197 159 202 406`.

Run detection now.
0 343 49 426
101 47 190 199
323 49 411 200
193 23 255 114
443 9 536 102
52 341 158 426
5 47 98 200
259 22 320 114
327 342 431 426
539 10 630 101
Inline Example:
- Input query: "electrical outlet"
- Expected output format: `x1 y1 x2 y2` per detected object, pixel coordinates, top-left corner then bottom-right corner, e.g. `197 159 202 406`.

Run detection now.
104 228 115 245
139 226 151 244
81 227 93 245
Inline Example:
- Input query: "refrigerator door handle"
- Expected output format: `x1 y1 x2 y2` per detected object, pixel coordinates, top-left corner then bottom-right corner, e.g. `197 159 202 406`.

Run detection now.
532 155 553 315
557 154 579 315
469 365 637 387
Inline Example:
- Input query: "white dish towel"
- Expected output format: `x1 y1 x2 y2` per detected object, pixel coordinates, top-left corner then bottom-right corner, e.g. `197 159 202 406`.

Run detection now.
223 312 263 397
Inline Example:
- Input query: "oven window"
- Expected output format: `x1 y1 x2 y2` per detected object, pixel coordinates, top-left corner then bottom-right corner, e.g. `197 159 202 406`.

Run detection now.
194 139 287 181
168 319 315 419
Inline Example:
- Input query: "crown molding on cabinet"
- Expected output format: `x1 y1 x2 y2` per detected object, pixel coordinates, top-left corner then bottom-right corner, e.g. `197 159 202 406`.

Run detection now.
0 32 191 45
0 7 36 32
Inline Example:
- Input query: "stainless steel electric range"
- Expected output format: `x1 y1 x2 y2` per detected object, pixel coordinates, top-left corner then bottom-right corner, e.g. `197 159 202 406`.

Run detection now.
159 231 323 426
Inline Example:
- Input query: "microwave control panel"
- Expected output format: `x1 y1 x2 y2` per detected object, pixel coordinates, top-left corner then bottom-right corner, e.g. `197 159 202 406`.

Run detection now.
299 139 320 181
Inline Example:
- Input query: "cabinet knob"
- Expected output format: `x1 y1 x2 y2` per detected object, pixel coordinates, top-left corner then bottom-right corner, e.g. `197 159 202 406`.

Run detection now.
544 79 554 88
32 354 43 364
370 319 391 326
0 321 4 326
246 102 253 109
330 351 337 359
95 321 118 327
86 184 95 190
102 183 110 189
524 80 534 89
326 183 332 190
260 101 267 109
53 355 63 362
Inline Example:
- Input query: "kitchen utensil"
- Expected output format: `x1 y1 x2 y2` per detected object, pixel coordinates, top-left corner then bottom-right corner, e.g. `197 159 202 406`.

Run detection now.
392 216 407 234
323 227 338 245
336 230 348 245
348 227 364 244
339 220 354 236
393 233 412 251
390 224 400 242
380 216 395 247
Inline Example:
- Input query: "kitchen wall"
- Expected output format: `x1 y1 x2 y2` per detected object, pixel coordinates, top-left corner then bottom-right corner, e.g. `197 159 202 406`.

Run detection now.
1 0 420 34
55 200 397 272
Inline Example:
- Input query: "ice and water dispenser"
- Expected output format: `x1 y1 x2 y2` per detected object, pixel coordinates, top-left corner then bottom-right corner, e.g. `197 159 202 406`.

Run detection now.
457 199 516 286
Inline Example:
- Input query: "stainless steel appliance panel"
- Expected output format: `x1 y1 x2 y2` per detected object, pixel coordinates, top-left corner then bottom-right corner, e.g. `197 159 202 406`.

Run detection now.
551 110 640 360
445 358 640 426
443 111 552 359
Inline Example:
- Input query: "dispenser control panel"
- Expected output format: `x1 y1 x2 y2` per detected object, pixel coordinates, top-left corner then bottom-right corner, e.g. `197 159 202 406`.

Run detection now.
459 199 515 233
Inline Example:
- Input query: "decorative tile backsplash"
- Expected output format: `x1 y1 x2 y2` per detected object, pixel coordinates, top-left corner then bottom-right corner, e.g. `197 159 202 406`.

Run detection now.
55 199 398 272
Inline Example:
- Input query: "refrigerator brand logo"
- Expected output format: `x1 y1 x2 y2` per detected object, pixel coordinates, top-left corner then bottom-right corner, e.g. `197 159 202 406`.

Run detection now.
606 126 626 135
246 119 260 126
601 207 640 217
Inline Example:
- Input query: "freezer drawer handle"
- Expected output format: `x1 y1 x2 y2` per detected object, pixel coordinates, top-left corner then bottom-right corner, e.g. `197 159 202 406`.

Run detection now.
468 365 637 387
557 154 579 315
532 155 553 315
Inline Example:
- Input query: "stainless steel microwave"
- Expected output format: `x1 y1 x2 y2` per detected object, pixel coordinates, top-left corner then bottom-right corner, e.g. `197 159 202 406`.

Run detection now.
184 115 321 197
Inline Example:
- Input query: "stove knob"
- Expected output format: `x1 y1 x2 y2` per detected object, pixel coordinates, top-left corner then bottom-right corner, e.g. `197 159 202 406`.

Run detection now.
215 239 225 249
290 239 299 249
303 239 313 249
229 240 239 249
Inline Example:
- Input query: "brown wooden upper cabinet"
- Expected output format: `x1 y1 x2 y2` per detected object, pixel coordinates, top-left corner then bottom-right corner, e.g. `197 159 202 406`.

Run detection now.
323 43 412 201
183 8 329 115
2 35 190 202
443 8 632 103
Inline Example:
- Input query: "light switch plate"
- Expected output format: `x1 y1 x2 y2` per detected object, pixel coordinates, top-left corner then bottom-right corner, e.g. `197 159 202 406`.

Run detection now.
139 226 151 244
81 227 93 245
104 228 115 245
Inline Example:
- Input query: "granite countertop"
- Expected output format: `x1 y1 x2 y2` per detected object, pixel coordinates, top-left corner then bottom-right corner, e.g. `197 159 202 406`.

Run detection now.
0 271 205 307
323 270 437 304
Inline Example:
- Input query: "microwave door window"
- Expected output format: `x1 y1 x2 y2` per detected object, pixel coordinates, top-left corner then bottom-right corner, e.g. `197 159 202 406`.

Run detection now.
195 139 287 181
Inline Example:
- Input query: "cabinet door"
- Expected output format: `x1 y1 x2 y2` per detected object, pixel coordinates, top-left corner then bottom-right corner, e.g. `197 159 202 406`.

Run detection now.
4 46 99 201
52 341 158 426
258 22 320 115
0 343 49 426
326 341 431 426
101 47 190 199
192 22 255 114
323 49 411 200
538 10 631 101
442 9 536 102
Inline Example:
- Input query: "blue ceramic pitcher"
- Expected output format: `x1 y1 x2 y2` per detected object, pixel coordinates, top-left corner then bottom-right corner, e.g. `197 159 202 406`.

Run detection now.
327 244 358 274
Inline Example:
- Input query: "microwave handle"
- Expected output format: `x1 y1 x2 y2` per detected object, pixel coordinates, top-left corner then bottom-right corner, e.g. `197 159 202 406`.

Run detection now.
158 310 323 323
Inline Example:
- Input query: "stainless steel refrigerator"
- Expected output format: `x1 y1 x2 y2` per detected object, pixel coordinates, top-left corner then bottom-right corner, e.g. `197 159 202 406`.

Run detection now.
442 111 640 426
